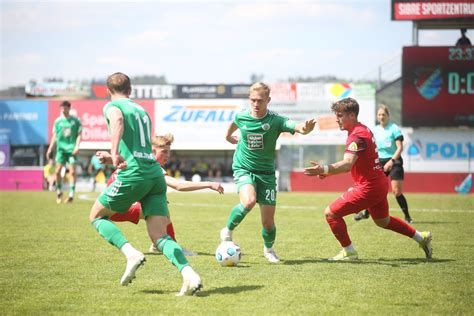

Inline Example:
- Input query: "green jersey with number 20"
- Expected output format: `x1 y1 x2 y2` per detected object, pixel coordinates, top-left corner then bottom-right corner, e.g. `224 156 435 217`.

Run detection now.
232 110 296 173
53 116 82 153
103 99 163 181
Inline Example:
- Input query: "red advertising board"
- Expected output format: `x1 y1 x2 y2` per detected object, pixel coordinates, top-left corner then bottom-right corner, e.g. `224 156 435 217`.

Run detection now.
48 100 155 144
392 0 474 20
402 46 474 127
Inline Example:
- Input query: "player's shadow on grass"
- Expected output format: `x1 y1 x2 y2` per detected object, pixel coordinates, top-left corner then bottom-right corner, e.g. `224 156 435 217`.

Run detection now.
282 257 453 267
412 221 459 225
198 284 264 297
282 258 329 265
140 289 165 295
145 251 216 257
365 257 454 267
194 251 215 257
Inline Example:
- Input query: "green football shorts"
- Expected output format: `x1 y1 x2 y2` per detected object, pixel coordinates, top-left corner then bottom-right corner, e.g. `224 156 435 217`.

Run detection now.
55 151 77 165
233 169 277 206
98 176 169 216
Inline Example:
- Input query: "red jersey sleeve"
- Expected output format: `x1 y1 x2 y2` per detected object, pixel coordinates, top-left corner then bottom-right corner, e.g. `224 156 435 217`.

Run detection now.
107 170 118 187
345 134 367 154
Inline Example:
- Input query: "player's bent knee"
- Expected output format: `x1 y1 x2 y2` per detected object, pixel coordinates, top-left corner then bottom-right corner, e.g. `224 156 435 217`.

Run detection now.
242 199 256 209
261 221 274 230
374 217 389 228
89 200 107 222
324 207 337 218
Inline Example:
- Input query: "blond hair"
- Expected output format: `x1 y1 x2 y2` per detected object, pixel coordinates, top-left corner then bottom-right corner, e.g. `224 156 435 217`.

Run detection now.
152 133 174 148
377 104 390 116
249 82 271 97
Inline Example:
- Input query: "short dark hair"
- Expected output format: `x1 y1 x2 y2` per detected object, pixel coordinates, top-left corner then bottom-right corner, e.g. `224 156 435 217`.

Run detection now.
107 72 131 95
331 97 359 116
60 100 71 108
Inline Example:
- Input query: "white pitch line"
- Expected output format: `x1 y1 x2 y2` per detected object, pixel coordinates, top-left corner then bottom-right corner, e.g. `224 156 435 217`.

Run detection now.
78 194 473 214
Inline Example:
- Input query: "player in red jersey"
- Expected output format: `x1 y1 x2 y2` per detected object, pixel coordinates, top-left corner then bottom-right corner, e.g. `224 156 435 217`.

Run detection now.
304 98 432 261
97 133 224 256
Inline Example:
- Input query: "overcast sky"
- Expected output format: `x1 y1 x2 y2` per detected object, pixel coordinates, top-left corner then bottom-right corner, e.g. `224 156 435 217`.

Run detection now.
0 0 463 89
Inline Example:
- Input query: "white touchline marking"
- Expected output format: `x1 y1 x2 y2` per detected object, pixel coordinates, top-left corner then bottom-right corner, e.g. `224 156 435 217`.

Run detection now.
77 193 473 213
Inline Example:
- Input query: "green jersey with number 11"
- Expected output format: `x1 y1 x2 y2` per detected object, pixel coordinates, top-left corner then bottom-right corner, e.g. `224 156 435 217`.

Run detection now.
232 110 296 173
103 99 162 181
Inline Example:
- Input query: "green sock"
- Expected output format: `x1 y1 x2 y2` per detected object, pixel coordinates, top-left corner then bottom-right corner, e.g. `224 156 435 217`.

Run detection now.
262 225 276 249
91 218 128 249
69 184 75 197
56 180 62 193
157 234 189 272
226 204 251 230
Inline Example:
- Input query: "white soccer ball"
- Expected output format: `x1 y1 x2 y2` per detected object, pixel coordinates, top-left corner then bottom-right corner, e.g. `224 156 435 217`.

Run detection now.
215 241 241 267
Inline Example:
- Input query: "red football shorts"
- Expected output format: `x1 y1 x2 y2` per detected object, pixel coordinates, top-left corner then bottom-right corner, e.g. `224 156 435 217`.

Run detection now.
329 182 389 220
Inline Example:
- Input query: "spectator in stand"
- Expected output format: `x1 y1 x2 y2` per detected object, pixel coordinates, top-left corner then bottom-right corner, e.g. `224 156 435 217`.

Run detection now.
167 156 181 179
193 159 209 179
88 154 105 192
456 28 472 46
43 158 57 191
208 159 223 179
180 158 193 180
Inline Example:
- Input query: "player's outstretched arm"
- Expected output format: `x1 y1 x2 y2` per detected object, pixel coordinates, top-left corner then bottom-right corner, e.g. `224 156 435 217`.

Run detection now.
106 107 126 170
96 151 113 165
73 133 82 155
295 118 316 135
46 133 57 159
225 122 239 144
165 175 224 194
304 153 358 179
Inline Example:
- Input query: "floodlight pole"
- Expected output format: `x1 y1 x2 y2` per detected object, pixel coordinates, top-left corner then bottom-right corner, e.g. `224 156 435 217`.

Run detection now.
412 21 419 46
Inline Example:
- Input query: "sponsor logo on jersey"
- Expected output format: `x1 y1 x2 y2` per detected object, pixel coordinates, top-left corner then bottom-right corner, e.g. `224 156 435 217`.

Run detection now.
133 151 155 160
262 123 270 131
248 133 264 150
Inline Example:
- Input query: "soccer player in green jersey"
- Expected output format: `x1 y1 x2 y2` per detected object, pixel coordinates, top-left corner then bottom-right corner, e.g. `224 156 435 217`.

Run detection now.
88 72 202 296
219 82 316 263
46 101 82 204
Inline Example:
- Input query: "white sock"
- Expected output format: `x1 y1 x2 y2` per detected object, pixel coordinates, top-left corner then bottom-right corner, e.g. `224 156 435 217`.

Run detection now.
412 231 423 243
264 246 274 252
181 265 194 279
343 244 356 253
120 243 139 258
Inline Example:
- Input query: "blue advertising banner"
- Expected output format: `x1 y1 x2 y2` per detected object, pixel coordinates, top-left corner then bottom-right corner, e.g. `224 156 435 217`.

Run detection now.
0 100 48 145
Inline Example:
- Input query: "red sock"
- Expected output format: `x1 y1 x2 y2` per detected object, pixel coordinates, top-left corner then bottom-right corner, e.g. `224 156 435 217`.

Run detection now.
167 223 176 241
326 216 351 247
384 216 416 237
109 203 142 224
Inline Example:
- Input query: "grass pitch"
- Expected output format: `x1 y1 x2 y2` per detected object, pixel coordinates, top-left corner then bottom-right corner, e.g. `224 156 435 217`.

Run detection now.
1 191 473 315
